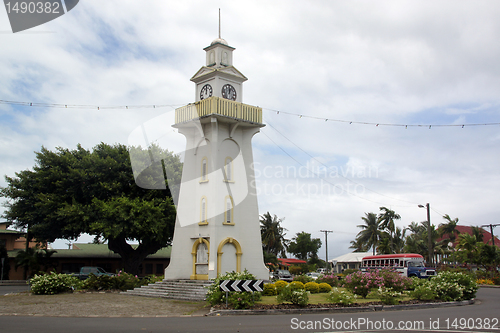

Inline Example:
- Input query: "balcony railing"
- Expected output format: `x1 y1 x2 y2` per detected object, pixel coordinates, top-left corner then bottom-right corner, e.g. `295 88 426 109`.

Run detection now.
175 97 262 124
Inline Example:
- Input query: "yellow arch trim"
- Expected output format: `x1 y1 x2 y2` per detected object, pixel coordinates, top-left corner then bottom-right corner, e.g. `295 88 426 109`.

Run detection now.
217 237 242 276
191 237 210 280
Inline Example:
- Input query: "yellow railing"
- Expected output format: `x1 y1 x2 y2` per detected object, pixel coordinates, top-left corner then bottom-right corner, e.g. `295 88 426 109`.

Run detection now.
175 97 262 124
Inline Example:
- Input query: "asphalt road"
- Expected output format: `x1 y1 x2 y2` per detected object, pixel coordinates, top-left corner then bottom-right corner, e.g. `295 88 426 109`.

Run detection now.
1 287 499 333
0 284 30 295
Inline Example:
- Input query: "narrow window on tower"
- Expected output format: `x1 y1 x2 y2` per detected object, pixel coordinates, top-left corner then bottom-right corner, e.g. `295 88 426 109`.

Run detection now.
224 196 234 225
199 197 208 225
224 157 233 182
201 158 208 182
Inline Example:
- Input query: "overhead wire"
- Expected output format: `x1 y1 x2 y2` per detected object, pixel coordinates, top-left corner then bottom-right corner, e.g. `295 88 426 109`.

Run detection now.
1 98 500 128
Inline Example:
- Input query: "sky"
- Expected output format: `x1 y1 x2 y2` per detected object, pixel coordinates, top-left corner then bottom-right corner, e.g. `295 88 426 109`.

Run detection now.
1 1 500 260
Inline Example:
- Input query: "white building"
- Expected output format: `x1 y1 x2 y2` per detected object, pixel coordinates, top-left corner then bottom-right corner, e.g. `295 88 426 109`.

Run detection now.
164 36 268 280
329 252 372 273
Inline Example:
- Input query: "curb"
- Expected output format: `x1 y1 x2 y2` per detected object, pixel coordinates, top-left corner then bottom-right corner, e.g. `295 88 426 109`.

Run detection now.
207 299 475 316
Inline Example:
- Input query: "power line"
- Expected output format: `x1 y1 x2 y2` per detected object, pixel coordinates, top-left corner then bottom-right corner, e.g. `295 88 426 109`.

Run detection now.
265 120 418 207
264 107 500 128
2 98 500 128
0 99 182 110
260 130 412 207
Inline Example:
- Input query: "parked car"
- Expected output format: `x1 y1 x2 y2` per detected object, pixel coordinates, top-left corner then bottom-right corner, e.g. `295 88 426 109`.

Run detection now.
317 268 328 274
306 272 321 280
73 266 115 280
274 269 293 282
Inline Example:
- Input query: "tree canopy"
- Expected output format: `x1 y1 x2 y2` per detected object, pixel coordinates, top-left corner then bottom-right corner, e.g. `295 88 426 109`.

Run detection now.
287 231 322 261
1 143 182 275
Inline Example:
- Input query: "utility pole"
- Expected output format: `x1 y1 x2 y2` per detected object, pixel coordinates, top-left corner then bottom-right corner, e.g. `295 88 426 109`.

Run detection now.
418 203 432 266
320 230 333 271
481 224 500 246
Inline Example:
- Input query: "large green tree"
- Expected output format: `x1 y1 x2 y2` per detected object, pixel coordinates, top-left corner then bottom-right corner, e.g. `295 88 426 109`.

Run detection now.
1 143 182 275
287 232 322 261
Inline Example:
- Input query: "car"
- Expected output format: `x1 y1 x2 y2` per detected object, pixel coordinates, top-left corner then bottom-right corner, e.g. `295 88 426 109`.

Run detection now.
317 268 328 274
274 269 293 282
306 272 321 280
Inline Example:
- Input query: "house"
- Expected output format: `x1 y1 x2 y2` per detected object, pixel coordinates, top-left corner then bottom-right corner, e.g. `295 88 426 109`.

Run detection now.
50 243 170 277
438 225 500 247
276 258 307 270
0 222 46 280
329 251 372 274
0 221 171 279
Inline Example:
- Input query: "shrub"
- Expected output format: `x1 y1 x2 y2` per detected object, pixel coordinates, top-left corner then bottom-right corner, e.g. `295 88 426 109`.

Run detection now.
316 274 339 287
289 265 304 275
82 274 114 291
377 287 403 305
477 278 494 285
377 269 412 292
304 282 319 293
263 283 277 296
342 271 376 298
205 270 257 308
228 292 256 309
318 282 332 293
277 284 309 306
30 272 81 295
327 287 356 305
289 281 305 290
343 269 412 298
293 274 313 284
342 269 358 276
274 280 289 293
410 283 437 301
430 271 478 301
492 275 500 286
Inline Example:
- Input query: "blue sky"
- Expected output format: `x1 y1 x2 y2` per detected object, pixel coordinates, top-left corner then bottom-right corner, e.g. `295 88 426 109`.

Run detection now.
1 1 500 258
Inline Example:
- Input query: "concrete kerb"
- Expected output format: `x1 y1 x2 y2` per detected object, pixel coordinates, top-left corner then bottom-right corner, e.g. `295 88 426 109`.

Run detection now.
206 299 475 316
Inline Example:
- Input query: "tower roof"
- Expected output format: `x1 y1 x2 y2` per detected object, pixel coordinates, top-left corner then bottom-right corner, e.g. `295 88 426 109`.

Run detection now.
211 37 228 46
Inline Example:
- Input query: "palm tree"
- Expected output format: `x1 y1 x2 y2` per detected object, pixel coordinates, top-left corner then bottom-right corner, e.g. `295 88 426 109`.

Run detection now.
471 226 485 243
349 238 370 252
378 207 401 254
439 214 459 247
457 233 479 264
15 247 40 278
356 212 383 255
260 212 289 258
392 227 406 254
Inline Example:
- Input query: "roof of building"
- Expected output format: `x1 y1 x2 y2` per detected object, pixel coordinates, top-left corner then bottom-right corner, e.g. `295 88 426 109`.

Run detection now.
329 251 372 264
277 258 307 266
438 225 500 247
49 243 171 259
0 229 24 235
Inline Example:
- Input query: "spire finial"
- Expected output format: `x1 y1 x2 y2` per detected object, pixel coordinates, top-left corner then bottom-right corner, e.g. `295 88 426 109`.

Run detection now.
218 8 221 39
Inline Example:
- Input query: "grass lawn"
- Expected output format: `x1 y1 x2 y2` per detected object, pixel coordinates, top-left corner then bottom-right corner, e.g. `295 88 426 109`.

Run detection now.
257 288 411 305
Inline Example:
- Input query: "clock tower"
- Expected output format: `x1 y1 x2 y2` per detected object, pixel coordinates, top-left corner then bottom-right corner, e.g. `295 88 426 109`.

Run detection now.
191 37 247 103
164 37 269 281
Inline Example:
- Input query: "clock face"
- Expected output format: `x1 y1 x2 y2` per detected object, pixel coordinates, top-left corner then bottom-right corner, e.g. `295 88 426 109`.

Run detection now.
221 84 237 101
200 84 213 100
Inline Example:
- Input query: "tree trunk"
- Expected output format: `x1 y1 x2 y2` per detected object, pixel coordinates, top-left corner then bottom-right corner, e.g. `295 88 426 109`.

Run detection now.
107 237 162 276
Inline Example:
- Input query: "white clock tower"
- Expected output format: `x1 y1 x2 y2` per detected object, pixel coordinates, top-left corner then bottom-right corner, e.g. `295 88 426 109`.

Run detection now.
164 36 269 280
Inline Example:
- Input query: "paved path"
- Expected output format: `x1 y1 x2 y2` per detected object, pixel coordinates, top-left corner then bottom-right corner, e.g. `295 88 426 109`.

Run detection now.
0 287 498 333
